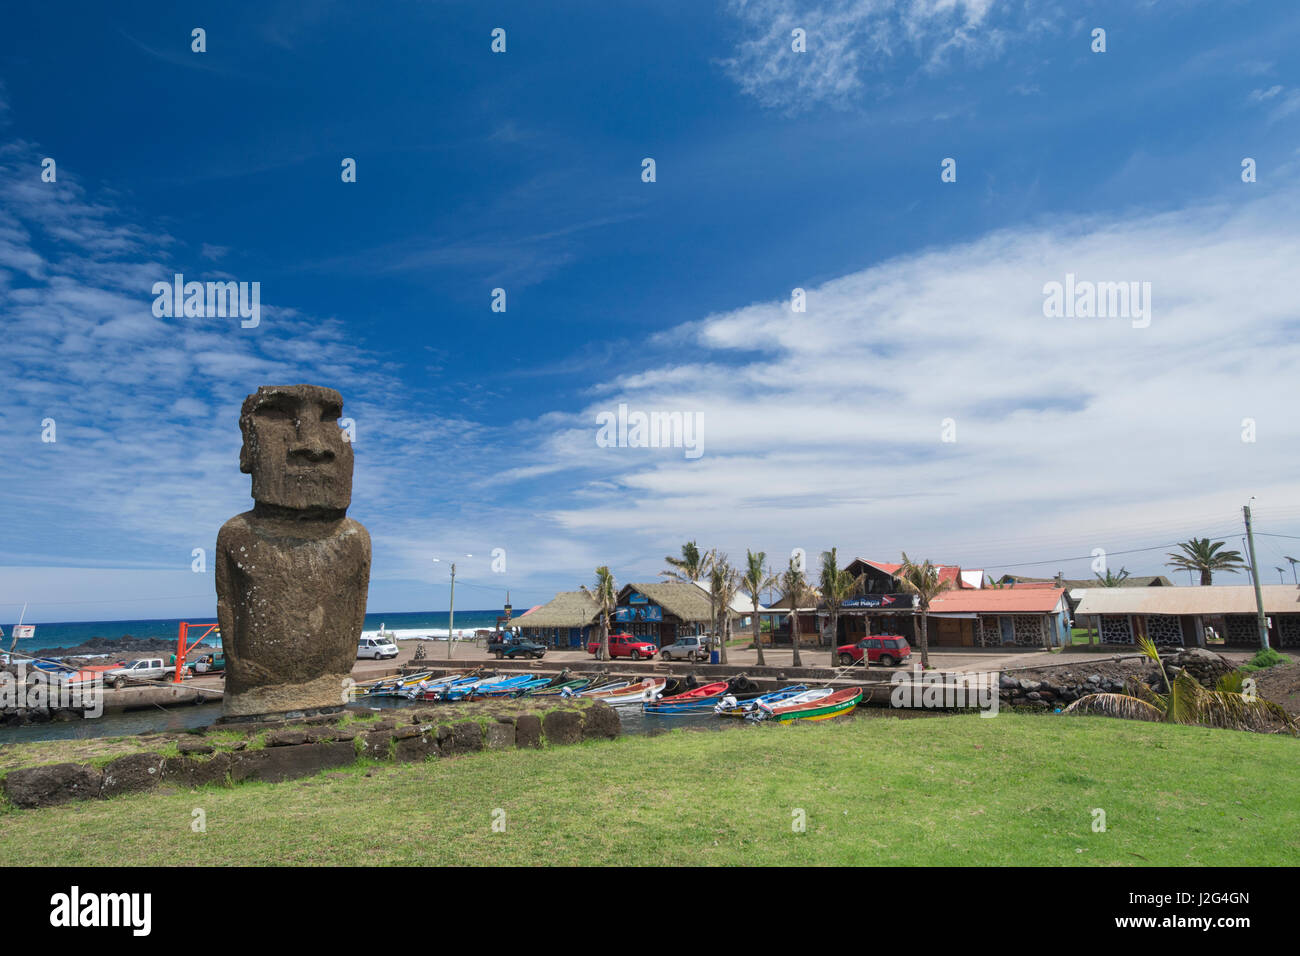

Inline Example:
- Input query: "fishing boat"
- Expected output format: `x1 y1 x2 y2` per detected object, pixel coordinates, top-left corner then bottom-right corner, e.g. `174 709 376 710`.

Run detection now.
406 674 486 701
714 684 807 718
472 676 554 698
641 680 734 715
576 679 631 698
523 677 593 697
751 687 862 723
586 677 670 707
365 670 445 697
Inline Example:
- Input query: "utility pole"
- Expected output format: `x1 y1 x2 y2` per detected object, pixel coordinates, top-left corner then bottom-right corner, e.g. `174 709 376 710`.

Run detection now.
447 562 456 659
1243 503 1270 650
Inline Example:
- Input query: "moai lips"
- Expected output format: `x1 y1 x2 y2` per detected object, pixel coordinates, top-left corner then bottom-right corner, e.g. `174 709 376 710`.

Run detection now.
216 385 371 720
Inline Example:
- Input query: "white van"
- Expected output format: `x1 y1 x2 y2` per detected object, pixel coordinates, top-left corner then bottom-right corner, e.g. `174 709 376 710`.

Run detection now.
357 636 399 660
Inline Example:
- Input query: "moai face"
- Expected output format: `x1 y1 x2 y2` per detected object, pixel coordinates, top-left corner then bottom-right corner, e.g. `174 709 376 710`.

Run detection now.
238 385 352 512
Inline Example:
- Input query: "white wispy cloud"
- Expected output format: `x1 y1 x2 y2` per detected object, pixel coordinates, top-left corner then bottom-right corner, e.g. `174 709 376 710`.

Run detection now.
719 0 1046 112
501 186 1300 582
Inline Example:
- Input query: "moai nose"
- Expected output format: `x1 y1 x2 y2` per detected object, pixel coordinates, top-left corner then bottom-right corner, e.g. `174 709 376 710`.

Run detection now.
290 441 335 463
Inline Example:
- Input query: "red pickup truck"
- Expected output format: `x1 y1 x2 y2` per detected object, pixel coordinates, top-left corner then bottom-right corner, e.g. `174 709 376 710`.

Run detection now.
586 633 659 660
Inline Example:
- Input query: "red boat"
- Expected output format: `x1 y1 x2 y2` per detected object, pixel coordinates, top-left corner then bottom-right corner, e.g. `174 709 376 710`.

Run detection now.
653 681 729 702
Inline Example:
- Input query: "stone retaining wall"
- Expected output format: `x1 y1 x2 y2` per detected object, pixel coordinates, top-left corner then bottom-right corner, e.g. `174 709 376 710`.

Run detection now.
1 700 619 809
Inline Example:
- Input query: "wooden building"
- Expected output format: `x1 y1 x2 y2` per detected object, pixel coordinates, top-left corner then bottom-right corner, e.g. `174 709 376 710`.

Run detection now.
614 581 733 647
514 591 600 648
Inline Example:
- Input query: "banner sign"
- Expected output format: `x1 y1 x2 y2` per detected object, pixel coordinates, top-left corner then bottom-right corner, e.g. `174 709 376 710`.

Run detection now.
615 605 663 623
628 592 649 605
12 625 35 639
842 594 915 610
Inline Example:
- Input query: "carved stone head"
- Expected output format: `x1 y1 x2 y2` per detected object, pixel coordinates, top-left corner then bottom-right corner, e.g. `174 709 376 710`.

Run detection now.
238 384 352 512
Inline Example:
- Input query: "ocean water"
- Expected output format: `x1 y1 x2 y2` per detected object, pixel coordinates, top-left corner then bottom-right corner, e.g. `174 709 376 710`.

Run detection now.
5 610 508 657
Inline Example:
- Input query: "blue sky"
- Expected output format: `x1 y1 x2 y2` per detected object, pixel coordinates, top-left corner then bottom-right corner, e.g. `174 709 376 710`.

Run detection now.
3 0 1300 623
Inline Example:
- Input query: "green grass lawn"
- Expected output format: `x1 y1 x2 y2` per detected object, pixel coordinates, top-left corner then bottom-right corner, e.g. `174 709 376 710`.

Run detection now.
2 713 1295 866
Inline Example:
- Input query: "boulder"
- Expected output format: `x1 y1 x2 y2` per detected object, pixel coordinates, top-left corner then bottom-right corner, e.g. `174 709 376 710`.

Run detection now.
1171 648 1235 688
515 714 542 749
3 763 103 808
231 740 357 783
485 720 516 750
177 740 215 756
360 731 393 758
100 753 166 799
266 730 310 747
542 709 583 746
440 721 483 756
581 702 620 741
394 732 439 762
163 753 233 788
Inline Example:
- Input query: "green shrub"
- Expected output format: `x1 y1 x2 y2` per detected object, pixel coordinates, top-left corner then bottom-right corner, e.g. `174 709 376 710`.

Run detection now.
1243 647 1287 672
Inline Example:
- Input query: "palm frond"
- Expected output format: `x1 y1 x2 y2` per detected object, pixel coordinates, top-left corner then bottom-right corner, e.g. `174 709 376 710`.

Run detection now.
1064 693 1164 722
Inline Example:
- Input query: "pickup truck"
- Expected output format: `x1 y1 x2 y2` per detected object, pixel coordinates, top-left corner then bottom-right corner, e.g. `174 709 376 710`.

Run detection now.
192 652 225 674
487 634 546 660
105 658 169 688
586 633 658 660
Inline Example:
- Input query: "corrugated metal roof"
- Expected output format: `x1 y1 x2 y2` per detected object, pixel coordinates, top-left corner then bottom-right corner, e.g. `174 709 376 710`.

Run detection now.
1074 585 1300 616
929 587 1067 614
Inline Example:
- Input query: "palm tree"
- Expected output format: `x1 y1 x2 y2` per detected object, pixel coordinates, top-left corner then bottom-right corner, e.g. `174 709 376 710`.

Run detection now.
580 566 617 661
1164 538 1247 586
662 541 713 584
709 555 740 665
780 559 815 668
741 550 777 667
819 547 863 652
1066 636 1296 734
1094 567 1131 587
893 553 953 669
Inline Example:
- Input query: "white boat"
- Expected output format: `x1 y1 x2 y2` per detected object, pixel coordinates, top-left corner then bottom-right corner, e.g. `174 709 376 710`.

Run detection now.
587 678 668 707
754 687 834 714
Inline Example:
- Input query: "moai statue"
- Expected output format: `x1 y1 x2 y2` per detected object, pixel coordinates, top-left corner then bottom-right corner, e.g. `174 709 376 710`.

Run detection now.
216 385 371 720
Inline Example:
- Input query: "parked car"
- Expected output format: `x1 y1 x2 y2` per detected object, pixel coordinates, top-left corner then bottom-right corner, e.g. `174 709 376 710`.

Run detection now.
487 634 547 660
837 635 912 667
659 635 709 662
105 658 169 688
586 633 659 660
357 636 399 660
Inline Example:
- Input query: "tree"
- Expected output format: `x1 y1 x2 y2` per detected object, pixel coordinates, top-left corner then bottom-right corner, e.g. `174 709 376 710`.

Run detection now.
662 541 713 584
580 566 617 661
893 553 952 669
709 554 740 665
1164 538 1247 586
780 559 815 668
1066 637 1295 734
819 547 863 652
741 550 777 667
1094 567 1131 587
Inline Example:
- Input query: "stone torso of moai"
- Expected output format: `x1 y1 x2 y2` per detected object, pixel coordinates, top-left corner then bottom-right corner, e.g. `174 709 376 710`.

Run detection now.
216 385 371 720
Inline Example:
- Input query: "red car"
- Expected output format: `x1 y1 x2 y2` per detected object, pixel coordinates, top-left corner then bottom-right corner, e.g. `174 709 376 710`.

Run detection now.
837 634 911 667
586 633 659 660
